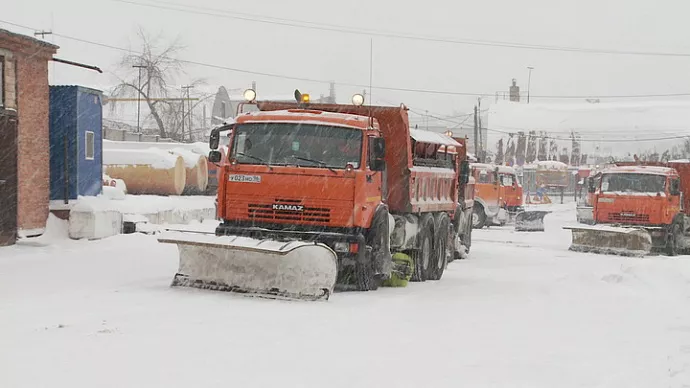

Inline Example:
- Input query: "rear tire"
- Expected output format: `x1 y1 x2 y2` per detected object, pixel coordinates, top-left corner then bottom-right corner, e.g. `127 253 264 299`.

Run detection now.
428 214 450 280
411 215 434 282
472 204 486 229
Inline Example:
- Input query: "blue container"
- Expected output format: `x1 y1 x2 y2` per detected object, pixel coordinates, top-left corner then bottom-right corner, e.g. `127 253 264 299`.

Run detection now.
49 85 103 201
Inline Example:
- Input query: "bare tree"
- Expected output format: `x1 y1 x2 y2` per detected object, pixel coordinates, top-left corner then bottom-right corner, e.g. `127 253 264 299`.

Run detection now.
526 130 537 164
110 28 205 140
516 131 527 166
549 139 559 161
495 138 504 165
570 131 581 166
538 132 548 161
505 134 516 166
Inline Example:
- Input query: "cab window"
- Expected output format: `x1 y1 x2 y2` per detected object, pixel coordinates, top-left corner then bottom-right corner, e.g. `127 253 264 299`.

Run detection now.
500 174 514 186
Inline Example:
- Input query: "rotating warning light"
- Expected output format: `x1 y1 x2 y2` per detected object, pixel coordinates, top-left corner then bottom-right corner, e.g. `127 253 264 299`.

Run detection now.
352 93 365 106
243 88 257 102
301 93 311 103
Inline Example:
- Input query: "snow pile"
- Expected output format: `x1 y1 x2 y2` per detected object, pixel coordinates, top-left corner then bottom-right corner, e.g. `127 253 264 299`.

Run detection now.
103 148 181 170
103 140 211 156
101 185 126 200
103 174 127 193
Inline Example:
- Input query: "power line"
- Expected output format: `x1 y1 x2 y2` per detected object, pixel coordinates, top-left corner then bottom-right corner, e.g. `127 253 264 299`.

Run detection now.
3 18 690 100
112 0 690 58
409 107 690 143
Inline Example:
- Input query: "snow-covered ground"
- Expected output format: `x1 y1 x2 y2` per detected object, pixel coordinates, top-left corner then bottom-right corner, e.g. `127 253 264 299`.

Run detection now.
2 203 690 387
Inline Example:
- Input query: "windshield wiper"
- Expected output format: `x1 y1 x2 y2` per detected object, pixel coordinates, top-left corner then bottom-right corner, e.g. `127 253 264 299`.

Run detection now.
236 152 273 170
289 155 337 174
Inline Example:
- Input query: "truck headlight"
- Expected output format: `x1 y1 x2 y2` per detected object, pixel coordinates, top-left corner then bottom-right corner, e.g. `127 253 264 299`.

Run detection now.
334 242 349 252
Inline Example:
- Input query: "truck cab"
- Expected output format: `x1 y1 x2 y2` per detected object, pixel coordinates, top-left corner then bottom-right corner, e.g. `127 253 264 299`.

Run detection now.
589 165 684 251
497 165 524 216
470 163 506 228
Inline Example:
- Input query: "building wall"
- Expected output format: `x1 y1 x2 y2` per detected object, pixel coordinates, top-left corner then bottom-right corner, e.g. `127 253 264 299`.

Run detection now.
16 53 51 232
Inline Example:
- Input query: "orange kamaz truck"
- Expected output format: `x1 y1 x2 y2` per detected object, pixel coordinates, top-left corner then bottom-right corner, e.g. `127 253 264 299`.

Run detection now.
160 90 474 300
566 161 690 256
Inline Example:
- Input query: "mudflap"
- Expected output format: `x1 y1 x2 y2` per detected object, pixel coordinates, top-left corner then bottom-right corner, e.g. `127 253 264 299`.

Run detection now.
563 225 652 257
158 231 338 301
515 211 551 232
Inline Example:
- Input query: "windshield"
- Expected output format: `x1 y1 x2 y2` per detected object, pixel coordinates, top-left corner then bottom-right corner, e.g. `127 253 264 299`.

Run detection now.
500 174 514 186
230 122 362 169
601 173 666 194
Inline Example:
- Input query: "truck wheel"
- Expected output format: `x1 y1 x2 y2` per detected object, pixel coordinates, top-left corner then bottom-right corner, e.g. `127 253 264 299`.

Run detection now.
357 211 390 291
411 215 434 282
666 222 682 256
472 204 486 229
463 213 473 254
428 214 450 280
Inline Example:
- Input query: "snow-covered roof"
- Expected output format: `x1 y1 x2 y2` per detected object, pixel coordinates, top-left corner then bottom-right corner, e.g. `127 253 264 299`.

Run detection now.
602 165 676 176
471 163 495 171
497 166 516 174
536 160 568 170
238 109 370 129
409 129 462 146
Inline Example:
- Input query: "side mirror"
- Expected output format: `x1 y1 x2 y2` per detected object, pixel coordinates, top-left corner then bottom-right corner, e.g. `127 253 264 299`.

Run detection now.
208 150 222 163
369 137 385 172
209 123 234 150
587 179 597 193
209 130 220 150
460 161 470 185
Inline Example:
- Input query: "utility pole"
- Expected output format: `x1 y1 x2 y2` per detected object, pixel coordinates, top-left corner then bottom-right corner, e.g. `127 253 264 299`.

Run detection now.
181 85 193 141
34 30 52 39
132 64 146 133
473 105 479 161
527 66 534 104
477 98 483 161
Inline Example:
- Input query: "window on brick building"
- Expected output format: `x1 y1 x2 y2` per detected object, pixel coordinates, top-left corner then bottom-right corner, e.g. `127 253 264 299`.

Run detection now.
85 131 95 160
0 56 4 108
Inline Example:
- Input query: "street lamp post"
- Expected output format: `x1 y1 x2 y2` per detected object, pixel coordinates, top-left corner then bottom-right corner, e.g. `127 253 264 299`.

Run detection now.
527 66 534 104
132 64 146 133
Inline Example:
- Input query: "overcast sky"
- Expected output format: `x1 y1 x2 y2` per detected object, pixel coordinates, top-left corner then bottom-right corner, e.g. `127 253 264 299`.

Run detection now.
4 0 690 125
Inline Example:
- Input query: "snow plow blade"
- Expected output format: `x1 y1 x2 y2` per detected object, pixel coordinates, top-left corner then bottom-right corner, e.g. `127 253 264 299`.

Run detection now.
158 231 338 301
515 211 551 232
563 225 652 257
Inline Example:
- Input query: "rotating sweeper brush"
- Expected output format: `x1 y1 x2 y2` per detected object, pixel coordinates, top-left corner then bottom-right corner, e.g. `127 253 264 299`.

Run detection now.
158 231 338 301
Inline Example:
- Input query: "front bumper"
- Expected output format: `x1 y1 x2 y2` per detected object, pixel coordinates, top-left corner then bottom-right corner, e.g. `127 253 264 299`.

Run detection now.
215 223 366 265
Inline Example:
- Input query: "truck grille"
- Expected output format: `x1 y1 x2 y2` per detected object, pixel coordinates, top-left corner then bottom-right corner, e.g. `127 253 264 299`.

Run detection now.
608 212 650 223
248 200 331 223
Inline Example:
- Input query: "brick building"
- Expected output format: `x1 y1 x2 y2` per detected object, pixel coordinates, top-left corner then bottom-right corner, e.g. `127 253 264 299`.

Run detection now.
0 29 58 243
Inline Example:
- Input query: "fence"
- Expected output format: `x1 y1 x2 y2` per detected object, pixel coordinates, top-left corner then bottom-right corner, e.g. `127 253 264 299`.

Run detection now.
103 127 177 143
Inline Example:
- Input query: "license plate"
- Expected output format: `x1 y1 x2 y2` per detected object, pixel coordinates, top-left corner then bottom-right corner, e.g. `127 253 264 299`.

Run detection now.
228 174 261 183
